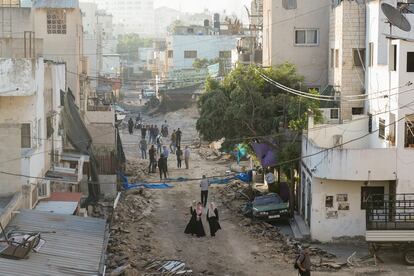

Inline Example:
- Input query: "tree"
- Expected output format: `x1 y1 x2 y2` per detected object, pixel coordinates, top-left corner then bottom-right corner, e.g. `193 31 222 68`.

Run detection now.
193 58 209 69
117 34 152 62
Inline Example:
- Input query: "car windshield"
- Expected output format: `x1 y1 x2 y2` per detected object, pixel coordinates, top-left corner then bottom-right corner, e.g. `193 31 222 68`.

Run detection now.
253 194 282 205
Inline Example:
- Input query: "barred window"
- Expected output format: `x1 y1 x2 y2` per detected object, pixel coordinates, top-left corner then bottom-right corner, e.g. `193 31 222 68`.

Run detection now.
47 10 67 34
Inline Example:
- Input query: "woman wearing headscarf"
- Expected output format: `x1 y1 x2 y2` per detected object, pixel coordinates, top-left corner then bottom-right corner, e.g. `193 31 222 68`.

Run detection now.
184 201 197 235
206 202 221 237
194 202 206 237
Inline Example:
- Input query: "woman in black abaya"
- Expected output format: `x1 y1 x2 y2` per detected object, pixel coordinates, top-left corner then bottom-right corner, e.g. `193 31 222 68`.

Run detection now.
194 202 206 237
184 201 197 235
207 202 221 237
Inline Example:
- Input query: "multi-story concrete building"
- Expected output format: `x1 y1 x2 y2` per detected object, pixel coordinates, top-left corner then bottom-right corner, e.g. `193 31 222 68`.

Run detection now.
263 0 330 89
91 0 154 36
300 0 414 241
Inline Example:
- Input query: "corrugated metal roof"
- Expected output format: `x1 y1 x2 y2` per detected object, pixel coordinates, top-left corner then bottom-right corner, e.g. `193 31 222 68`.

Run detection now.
0 210 107 275
33 0 79 9
35 201 79 215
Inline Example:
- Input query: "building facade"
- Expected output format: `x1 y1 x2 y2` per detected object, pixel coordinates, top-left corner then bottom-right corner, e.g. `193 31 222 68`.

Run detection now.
263 0 330 89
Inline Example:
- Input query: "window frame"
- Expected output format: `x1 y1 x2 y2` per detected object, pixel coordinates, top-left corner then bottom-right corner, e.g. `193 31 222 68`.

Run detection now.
404 117 414 147
294 28 319 46
353 48 366 67
184 50 197 59
407 52 414 72
167 50 173 58
368 42 374 67
21 123 31 149
330 108 339 119
47 9 67 35
379 118 386 139
361 186 385 210
219 51 231 59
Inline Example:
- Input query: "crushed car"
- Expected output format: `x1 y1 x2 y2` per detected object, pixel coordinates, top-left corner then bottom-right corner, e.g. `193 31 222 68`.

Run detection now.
244 193 290 221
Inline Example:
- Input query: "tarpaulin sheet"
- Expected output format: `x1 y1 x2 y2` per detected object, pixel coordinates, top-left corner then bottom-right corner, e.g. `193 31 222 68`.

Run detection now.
251 143 278 167
119 172 173 189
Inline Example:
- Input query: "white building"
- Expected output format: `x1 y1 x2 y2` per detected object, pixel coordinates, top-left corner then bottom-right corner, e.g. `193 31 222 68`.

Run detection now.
300 0 414 242
263 0 330 89
0 58 66 213
89 0 154 37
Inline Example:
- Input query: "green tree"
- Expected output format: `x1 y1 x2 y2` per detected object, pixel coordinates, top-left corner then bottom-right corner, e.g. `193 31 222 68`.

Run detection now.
117 34 152 62
193 58 209 69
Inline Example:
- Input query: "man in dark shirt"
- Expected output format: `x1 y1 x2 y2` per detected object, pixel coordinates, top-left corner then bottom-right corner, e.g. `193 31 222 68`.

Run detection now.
297 246 311 276
158 154 167 179
141 124 147 139
148 145 157 173
175 128 182 147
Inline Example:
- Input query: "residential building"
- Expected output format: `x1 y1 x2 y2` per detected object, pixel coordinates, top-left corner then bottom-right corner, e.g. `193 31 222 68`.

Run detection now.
327 0 366 121
300 0 414 242
0 58 66 215
90 0 155 37
263 0 330 89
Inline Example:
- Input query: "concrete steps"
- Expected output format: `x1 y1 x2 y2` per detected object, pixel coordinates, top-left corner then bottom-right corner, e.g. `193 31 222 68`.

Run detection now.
289 212 310 240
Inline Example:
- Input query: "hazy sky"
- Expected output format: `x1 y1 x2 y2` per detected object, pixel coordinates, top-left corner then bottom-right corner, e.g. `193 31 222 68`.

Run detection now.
154 0 251 20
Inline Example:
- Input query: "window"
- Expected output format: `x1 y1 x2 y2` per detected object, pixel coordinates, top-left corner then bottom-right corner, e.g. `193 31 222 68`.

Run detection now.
37 119 42 146
47 116 54 138
379 118 385 139
184 50 197 59
368 42 374 67
330 49 335 68
330 109 339 119
21 123 31 148
407 52 414 72
390 45 397 71
47 10 67 34
282 0 297 10
219 51 231 58
167 50 173 58
295 29 318 46
405 117 414 147
361 186 385 210
352 107 364 115
353 48 366 67
335 49 339 68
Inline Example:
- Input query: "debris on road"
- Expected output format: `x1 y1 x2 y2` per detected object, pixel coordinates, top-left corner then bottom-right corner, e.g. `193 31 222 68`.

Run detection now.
144 259 193 275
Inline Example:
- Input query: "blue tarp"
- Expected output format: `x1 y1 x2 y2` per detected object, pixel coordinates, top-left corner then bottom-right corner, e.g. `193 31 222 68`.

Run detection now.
118 172 174 190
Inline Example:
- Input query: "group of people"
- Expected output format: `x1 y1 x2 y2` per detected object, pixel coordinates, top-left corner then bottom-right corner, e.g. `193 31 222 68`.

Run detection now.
185 201 221 238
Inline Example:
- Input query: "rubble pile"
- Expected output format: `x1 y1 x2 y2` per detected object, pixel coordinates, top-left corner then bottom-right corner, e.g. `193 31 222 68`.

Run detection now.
125 159 148 182
106 188 157 275
216 181 344 272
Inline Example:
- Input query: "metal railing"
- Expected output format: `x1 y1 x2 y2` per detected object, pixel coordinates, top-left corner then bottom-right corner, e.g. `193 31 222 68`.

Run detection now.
366 193 414 230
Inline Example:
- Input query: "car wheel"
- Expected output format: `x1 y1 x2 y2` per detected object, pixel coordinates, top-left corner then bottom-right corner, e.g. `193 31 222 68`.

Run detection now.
404 249 414 265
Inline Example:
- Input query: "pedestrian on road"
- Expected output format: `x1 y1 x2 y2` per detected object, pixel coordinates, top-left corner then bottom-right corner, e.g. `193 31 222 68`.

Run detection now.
170 130 177 153
194 202 206 238
139 94 142 105
156 134 163 155
206 202 221 237
295 246 311 276
162 145 169 175
200 175 210 207
184 201 197 235
176 128 182 148
148 145 157 173
139 138 147 159
158 154 167 180
176 146 183 168
149 125 154 143
265 168 277 193
184 146 191 169
141 124 147 139
128 118 134 135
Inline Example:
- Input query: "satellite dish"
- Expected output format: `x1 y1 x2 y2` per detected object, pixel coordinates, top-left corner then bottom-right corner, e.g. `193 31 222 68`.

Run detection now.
381 3 411 32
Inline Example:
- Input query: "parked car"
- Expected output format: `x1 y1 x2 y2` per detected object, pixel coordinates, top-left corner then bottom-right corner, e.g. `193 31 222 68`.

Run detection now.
246 193 290 221
143 87 156 98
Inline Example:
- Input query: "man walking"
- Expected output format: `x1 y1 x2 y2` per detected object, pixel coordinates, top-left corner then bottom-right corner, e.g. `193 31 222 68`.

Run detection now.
200 175 210 207
128 118 134 135
296 246 311 276
170 129 177 154
148 145 157 174
184 146 191 169
141 124 147 139
139 138 147 159
158 154 167 180
156 134 163 155
176 128 182 148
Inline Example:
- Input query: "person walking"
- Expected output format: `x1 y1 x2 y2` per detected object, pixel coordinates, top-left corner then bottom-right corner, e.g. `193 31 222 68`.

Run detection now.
149 125 154 144
158 154 167 180
200 175 210 207
162 145 170 175
194 202 206 238
184 201 197 235
295 246 311 276
175 128 182 148
139 138 147 159
176 146 183 168
156 134 163 155
206 202 221 237
148 145 157 174
141 124 147 139
128 118 134 135
139 94 142 105
184 146 191 169
170 130 177 154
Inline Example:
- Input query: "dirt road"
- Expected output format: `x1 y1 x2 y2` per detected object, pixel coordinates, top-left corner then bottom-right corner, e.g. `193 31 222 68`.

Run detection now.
115 102 412 276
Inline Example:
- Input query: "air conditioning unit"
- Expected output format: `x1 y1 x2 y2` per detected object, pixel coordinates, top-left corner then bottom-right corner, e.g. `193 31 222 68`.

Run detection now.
37 180 50 199
333 135 343 148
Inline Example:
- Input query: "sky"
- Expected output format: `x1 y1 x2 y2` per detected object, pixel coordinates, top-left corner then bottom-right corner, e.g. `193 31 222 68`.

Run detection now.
154 0 251 21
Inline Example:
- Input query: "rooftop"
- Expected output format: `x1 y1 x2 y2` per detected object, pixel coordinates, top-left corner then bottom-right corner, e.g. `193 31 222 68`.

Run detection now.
33 0 79 9
0 210 107 275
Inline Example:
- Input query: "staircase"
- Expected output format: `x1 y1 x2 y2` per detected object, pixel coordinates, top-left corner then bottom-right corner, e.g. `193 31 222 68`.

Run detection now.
289 212 310 240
